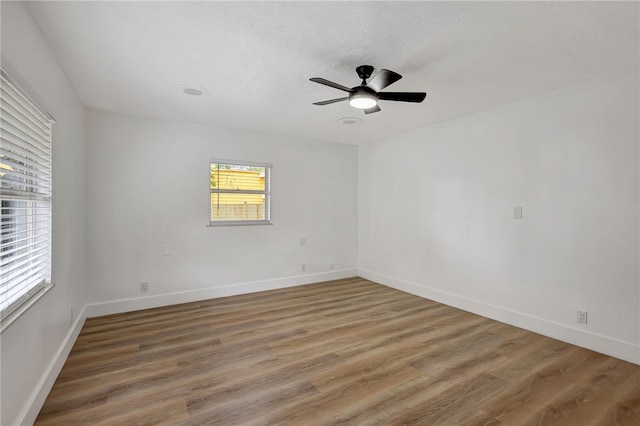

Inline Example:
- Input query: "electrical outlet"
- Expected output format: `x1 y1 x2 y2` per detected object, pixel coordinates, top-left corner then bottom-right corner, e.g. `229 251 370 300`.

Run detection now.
140 282 149 293
301 264 306 273
577 310 588 324
299 237 307 246
329 261 335 269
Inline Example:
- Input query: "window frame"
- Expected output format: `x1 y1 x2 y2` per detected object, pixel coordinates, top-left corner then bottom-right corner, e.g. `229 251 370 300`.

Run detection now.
208 158 272 227
0 68 55 330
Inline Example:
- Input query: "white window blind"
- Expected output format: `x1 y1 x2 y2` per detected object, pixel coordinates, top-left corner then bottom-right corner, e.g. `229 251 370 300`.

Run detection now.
0 69 54 321
209 159 271 226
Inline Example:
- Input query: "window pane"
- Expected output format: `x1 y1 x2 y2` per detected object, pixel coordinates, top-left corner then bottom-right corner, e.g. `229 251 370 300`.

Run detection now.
210 163 266 191
0 69 53 320
210 193 266 221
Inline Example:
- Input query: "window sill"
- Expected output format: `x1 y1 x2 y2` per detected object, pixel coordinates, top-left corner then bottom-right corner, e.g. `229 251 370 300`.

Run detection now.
207 220 273 227
0 283 55 333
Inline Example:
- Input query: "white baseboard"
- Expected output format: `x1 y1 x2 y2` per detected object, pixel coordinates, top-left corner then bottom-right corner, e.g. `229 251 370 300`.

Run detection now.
358 268 640 365
19 305 87 426
85 269 358 318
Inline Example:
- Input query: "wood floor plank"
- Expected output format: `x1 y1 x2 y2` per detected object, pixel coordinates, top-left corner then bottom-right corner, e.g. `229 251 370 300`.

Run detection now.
524 357 640 426
38 360 180 418
36 277 640 425
266 363 420 425
461 346 610 425
594 372 640 425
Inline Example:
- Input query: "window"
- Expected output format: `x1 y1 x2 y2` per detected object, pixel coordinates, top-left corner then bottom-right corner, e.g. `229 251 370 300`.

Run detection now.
0 69 54 323
209 159 271 226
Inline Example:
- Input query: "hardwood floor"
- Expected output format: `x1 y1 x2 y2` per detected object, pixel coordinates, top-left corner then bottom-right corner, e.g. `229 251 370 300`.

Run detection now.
36 277 640 425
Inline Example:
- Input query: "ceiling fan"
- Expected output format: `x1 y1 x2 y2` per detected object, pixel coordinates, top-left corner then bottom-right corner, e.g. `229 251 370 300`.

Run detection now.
310 65 426 114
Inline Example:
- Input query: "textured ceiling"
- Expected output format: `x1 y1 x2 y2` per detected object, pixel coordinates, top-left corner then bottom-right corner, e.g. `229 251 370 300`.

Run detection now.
26 1 639 145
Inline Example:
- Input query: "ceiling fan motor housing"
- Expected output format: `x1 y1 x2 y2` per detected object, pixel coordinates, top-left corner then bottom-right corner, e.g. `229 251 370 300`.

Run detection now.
351 85 377 98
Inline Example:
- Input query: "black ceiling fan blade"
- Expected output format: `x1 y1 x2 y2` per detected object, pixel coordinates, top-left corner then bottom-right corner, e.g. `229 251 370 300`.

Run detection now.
367 69 402 92
378 92 426 103
364 105 381 114
309 78 353 93
313 97 349 106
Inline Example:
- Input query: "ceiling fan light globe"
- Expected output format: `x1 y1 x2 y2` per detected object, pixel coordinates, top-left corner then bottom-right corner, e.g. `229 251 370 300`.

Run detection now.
349 93 377 109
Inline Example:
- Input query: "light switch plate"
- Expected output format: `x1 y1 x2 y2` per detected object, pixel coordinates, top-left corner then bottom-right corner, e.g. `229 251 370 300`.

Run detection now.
513 206 523 219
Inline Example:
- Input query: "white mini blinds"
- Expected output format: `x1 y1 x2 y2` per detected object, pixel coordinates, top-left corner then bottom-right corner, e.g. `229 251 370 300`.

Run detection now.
0 69 54 321
209 159 271 226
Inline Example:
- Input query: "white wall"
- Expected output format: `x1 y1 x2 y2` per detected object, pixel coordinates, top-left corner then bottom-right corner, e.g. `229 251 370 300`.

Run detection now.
359 68 640 364
1 2 87 425
84 111 358 311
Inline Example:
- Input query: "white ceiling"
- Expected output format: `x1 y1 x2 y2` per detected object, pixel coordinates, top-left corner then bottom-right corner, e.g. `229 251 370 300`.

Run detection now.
27 1 639 145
